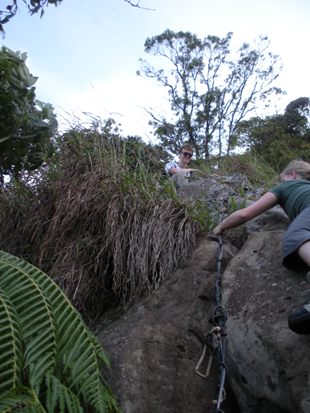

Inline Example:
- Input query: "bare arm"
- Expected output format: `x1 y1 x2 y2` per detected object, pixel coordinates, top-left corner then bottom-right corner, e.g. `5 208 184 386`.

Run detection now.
169 167 198 175
213 192 278 235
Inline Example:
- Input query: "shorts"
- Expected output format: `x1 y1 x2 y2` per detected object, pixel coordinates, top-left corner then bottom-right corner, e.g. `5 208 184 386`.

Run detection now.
282 206 310 271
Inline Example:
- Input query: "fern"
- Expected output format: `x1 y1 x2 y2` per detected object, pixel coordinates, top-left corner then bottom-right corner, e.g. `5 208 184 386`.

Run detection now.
45 374 83 413
0 288 23 394
0 387 44 412
0 251 120 413
0 257 57 394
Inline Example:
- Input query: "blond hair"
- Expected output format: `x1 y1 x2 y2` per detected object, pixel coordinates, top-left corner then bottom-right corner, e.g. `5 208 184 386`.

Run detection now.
179 144 193 154
281 160 310 181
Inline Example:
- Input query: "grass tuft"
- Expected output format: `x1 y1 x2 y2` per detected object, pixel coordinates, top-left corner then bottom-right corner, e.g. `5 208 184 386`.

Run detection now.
0 125 199 322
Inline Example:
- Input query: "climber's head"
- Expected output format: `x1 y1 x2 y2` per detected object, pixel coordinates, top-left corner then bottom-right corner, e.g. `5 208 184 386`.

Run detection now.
281 160 310 181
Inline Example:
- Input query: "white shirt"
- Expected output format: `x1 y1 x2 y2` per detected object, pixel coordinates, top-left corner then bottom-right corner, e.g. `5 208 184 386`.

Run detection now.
164 161 191 177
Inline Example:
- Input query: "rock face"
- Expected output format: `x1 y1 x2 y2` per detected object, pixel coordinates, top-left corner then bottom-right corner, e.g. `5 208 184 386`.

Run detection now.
223 229 310 413
95 239 240 413
95 176 310 413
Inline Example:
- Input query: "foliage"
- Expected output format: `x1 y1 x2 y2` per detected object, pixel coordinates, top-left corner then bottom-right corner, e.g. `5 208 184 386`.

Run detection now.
0 250 120 412
234 97 310 171
119 134 170 174
0 1 63 31
0 123 200 322
0 0 153 31
213 152 278 188
138 29 283 158
283 97 310 139
0 46 57 184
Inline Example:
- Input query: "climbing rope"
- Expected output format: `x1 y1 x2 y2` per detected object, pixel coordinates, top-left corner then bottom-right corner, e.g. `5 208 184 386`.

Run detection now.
193 235 227 413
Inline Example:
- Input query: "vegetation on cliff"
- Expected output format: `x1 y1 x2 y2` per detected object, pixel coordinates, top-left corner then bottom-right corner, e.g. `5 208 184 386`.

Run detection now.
0 122 202 322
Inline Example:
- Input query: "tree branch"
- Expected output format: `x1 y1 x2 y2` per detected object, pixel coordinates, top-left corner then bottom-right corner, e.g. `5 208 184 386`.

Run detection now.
123 0 155 11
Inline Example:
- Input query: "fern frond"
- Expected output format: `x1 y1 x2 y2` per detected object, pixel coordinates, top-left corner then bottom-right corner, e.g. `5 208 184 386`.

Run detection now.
0 288 23 394
83 376 121 413
59 327 114 412
0 251 119 413
45 373 83 413
0 386 44 412
88 331 111 368
0 254 57 394
14 408 45 413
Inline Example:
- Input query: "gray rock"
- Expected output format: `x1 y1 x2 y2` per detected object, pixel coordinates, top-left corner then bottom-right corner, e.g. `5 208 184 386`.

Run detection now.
223 230 310 413
94 174 310 413
95 239 239 413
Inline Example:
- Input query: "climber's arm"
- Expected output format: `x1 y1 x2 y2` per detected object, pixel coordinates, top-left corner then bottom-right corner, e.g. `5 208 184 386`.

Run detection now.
213 192 278 235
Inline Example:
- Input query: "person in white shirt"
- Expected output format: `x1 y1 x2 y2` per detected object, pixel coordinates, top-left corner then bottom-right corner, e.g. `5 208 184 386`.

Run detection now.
164 144 198 189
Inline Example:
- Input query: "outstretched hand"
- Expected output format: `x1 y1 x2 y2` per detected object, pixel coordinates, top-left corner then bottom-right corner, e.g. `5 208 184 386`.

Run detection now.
213 225 223 235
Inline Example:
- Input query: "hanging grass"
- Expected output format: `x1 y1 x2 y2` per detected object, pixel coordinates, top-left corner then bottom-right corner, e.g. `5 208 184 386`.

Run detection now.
0 126 200 322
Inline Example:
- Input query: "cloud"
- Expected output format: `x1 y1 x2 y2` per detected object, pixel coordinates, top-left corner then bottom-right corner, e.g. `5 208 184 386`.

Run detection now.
43 74 169 140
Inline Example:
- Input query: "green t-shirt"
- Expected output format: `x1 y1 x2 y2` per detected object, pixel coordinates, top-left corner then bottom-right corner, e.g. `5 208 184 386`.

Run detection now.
269 179 310 220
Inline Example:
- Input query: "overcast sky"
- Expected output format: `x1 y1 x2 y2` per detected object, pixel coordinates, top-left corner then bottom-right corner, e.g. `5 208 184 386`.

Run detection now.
2 0 310 140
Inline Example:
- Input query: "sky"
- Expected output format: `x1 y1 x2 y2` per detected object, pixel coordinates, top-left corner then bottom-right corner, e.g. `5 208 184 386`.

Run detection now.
2 0 310 141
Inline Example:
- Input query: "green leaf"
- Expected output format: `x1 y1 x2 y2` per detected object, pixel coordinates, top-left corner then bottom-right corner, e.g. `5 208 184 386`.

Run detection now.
0 255 57 394
0 250 120 413
0 386 43 412
45 373 83 413
0 288 23 394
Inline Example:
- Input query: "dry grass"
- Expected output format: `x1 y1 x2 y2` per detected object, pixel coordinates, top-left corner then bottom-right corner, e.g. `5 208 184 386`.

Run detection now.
0 130 199 322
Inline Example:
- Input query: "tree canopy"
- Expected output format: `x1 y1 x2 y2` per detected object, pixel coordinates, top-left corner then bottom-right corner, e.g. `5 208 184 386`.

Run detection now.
138 29 283 158
234 97 310 170
0 46 57 184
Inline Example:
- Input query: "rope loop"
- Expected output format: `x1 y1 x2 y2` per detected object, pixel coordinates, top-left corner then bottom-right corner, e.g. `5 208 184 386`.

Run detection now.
192 235 228 412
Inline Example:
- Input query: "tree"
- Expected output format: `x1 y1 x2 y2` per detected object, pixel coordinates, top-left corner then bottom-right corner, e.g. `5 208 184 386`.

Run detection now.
283 97 310 138
234 97 310 170
138 29 283 158
0 0 153 32
0 46 57 184
0 0 62 32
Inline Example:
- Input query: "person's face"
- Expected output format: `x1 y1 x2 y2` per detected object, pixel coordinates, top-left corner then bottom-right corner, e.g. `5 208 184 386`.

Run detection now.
180 149 193 164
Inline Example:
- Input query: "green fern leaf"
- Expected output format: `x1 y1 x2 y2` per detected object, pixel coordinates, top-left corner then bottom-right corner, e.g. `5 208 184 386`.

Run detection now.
85 379 120 413
0 251 119 412
0 256 57 394
45 373 83 413
58 325 118 412
0 253 115 412
0 386 44 412
0 288 23 394
88 331 111 368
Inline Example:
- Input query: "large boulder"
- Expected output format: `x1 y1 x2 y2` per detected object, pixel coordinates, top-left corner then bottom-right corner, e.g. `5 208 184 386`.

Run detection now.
94 175 310 413
223 229 310 413
95 239 239 413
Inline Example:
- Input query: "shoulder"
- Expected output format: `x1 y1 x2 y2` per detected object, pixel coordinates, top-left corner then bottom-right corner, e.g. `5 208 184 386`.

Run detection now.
271 180 310 192
269 182 284 196
270 180 310 199
270 180 293 195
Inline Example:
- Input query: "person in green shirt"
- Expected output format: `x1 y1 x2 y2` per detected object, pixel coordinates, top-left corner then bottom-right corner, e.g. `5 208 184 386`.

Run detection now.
214 160 310 335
